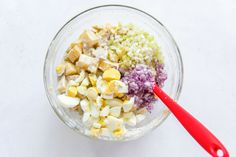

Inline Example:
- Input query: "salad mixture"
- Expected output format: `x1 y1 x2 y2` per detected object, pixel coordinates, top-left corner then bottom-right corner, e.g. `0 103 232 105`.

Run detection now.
55 23 167 138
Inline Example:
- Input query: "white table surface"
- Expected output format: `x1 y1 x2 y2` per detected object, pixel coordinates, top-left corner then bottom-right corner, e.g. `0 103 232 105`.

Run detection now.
0 0 236 156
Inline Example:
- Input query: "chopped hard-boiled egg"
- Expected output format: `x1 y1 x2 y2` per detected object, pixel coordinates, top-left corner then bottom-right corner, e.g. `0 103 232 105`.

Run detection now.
110 106 121 117
67 80 80 87
77 86 87 96
105 98 123 107
98 117 106 127
123 97 135 112
100 106 110 117
102 68 121 81
56 63 65 76
100 128 112 137
101 93 114 99
83 115 98 128
67 86 78 97
65 62 77 75
112 80 128 93
57 76 67 93
57 94 80 108
87 87 98 100
82 112 91 123
75 70 86 84
105 116 123 131
96 96 103 108
81 77 90 86
96 77 108 93
106 80 128 94
90 128 100 137
104 81 116 95
90 103 100 118
113 128 125 137
80 99 90 112
123 112 136 126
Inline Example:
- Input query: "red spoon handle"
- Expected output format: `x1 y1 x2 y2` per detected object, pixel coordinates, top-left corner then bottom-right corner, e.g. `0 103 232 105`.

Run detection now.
153 84 229 157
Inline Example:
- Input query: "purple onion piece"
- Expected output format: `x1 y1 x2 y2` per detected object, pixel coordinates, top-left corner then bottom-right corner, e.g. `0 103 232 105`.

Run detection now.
121 62 167 112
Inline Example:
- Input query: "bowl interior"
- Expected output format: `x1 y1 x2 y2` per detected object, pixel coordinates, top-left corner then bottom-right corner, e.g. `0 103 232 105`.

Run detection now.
44 5 183 141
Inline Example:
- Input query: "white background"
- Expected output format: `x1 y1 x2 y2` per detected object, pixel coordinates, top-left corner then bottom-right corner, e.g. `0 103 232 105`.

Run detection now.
0 0 235 157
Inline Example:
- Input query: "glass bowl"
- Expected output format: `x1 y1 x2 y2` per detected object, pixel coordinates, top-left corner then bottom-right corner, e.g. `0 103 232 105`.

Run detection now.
43 5 183 141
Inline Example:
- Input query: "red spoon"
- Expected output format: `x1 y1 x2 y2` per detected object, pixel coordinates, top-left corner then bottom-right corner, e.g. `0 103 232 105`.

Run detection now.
153 84 229 157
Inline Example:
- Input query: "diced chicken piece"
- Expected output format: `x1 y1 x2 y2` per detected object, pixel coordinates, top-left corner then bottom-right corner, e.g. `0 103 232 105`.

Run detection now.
100 106 110 117
99 60 119 71
66 75 79 81
81 77 90 86
77 85 87 96
57 94 80 108
56 63 65 76
70 40 83 49
66 45 82 63
88 74 97 86
110 106 121 117
102 68 121 81
57 76 67 93
76 54 90 69
92 47 108 59
67 86 78 97
105 116 123 131
88 64 98 73
123 97 135 112
79 30 99 47
80 99 90 112
87 87 98 100
105 98 123 107
65 62 77 75
76 54 99 73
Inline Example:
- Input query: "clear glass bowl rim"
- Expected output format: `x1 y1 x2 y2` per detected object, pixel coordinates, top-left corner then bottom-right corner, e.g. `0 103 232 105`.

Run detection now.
43 4 184 141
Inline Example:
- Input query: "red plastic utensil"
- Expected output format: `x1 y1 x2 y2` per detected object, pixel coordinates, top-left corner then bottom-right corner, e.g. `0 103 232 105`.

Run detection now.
153 84 229 157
